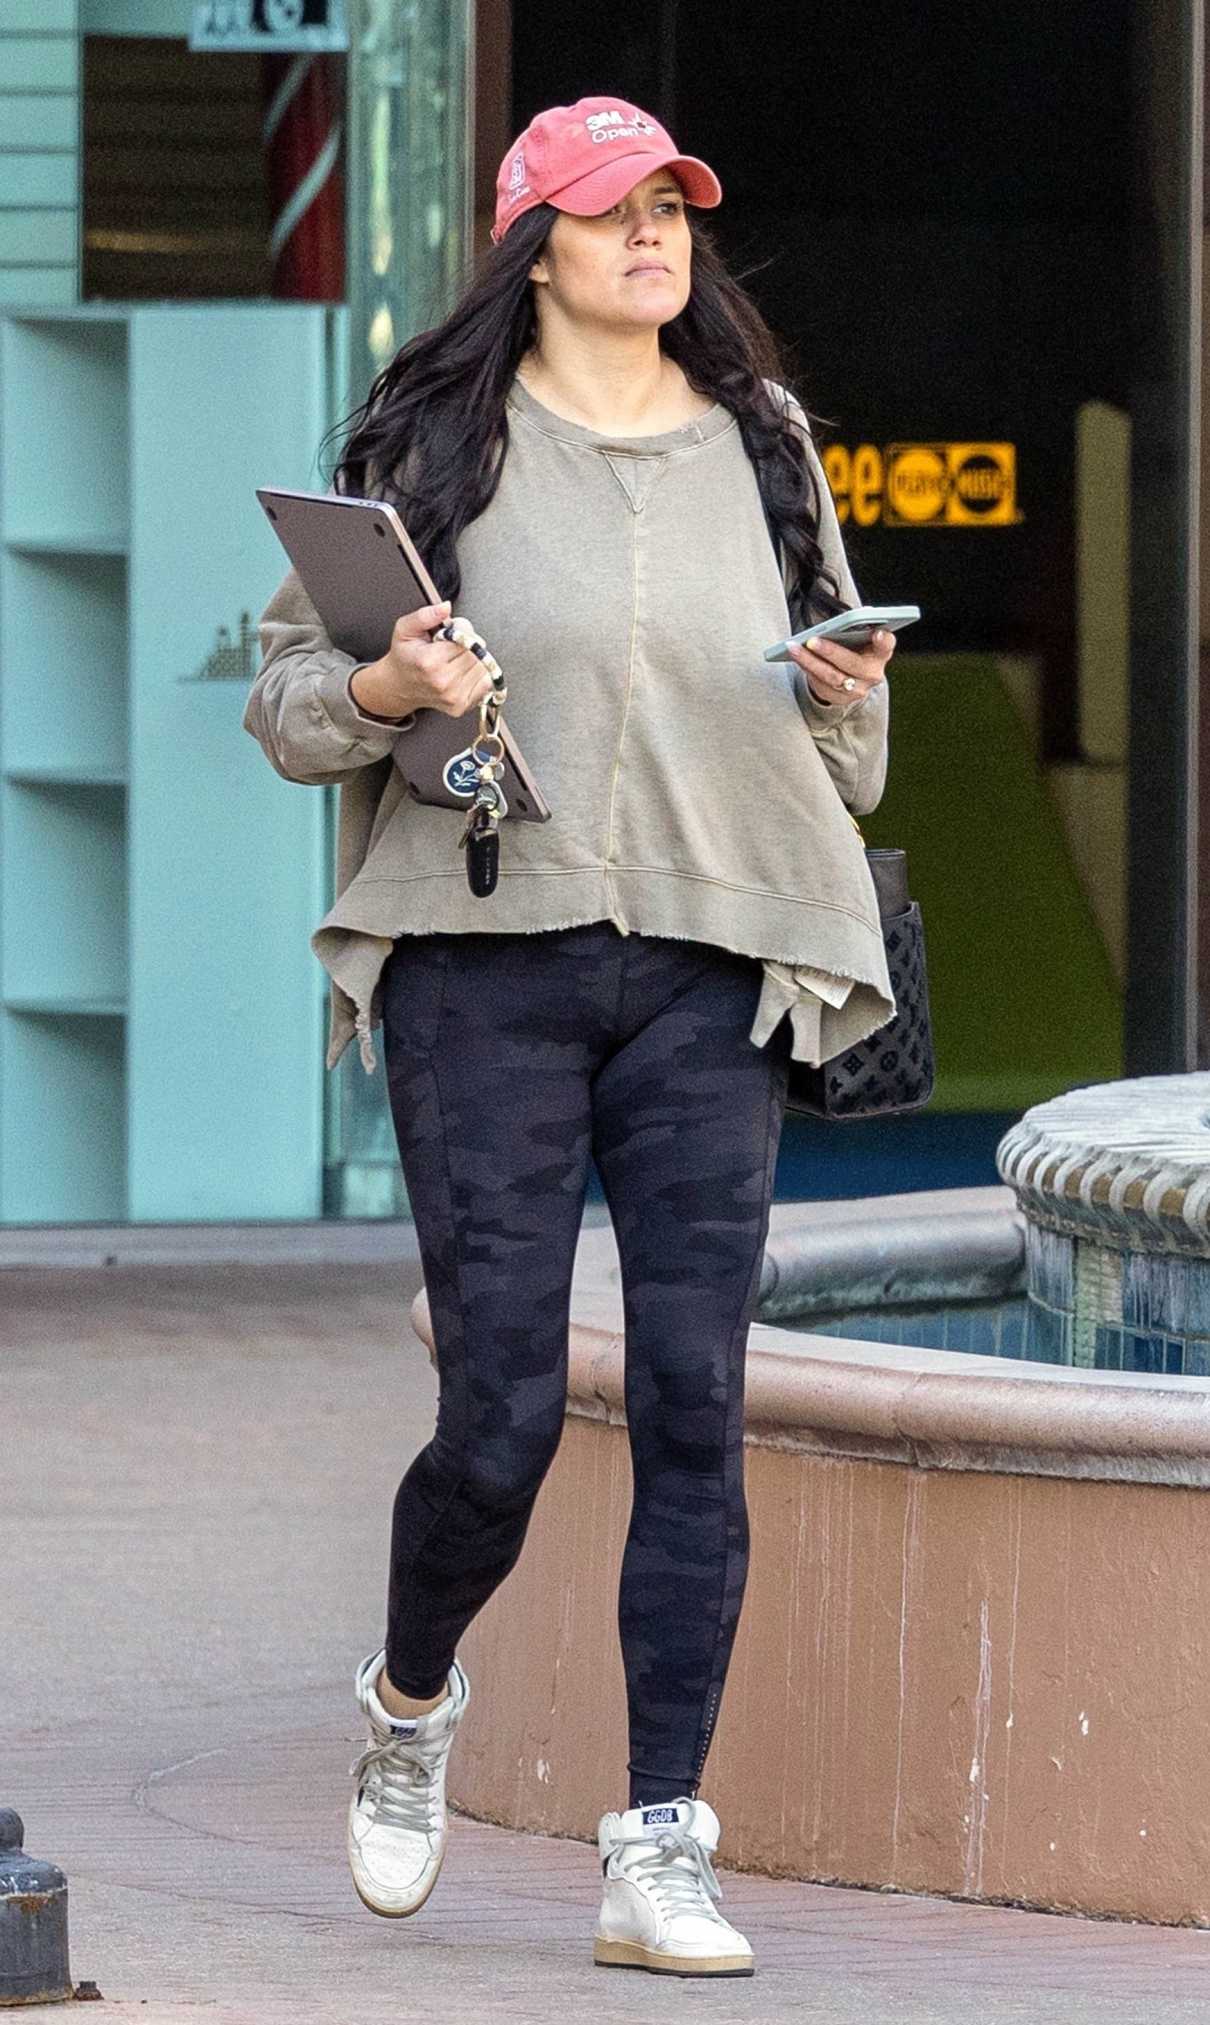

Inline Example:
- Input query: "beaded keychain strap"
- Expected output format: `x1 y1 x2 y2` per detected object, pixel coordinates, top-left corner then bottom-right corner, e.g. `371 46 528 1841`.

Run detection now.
433 616 509 896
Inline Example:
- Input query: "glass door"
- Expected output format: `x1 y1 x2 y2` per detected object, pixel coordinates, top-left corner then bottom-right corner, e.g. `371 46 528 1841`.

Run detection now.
325 0 474 1217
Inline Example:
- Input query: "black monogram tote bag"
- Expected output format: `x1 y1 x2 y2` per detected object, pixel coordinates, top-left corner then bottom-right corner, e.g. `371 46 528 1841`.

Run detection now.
785 836 936 1122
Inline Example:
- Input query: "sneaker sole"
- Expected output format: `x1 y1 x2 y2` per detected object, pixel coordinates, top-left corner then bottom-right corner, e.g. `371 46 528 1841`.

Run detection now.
593 1937 754 1977
348 1835 446 1919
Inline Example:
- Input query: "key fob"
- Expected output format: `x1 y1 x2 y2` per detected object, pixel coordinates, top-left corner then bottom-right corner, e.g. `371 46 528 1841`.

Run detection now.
466 819 499 897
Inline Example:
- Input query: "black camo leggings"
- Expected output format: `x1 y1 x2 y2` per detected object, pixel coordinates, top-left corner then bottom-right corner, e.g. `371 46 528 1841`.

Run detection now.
380 920 792 1806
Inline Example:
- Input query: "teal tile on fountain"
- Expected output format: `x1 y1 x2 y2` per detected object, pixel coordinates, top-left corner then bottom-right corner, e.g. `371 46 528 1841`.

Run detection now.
1024 1299 1067 1364
1026 1224 1074 1310
1180 1267 1210 1336
1124 1252 1210 1338
996 1303 1025 1357
1125 1332 1167 1374
941 1308 975 1353
955 1310 1000 1356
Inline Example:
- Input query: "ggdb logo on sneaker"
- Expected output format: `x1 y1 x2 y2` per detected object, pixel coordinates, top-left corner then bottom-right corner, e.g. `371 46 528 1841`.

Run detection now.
641 1805 678 1825
585 107 657 143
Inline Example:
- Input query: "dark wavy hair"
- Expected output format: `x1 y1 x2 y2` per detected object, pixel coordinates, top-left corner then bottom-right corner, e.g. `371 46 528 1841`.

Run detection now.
322 203 848 630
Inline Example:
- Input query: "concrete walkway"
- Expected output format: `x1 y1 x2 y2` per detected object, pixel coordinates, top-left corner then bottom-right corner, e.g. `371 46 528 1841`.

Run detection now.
4 1232 1210 2023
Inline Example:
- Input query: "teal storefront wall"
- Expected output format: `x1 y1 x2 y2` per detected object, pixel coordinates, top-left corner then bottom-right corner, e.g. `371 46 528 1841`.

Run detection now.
0 300 345 1222
0 0 476 1224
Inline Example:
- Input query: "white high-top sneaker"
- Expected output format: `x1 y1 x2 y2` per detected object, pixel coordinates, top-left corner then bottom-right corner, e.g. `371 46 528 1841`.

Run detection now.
346 1646 469 1917
593 1797 754 1977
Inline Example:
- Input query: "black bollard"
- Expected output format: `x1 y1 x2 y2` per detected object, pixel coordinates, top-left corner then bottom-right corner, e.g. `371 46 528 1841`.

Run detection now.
0 1811 72 2008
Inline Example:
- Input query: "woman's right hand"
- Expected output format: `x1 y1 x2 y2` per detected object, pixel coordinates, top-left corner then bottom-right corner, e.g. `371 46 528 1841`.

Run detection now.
349 601 499 721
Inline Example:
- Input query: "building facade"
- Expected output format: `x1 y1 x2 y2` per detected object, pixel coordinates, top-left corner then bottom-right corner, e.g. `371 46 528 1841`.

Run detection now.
0 0 1201 1224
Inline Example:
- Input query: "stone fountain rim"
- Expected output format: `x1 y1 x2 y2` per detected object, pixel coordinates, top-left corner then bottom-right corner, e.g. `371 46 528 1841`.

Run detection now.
410 1186 1210 1492
996 1072 1210 1255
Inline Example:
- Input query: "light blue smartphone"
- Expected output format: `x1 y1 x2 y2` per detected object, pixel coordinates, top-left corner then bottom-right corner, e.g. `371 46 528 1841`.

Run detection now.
763 603 921 662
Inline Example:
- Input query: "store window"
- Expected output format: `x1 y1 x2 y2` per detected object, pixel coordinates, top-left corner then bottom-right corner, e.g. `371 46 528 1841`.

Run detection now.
81 3 345 302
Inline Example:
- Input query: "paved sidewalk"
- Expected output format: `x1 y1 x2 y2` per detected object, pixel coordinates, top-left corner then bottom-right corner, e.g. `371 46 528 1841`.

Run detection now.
4 1241 1210 2023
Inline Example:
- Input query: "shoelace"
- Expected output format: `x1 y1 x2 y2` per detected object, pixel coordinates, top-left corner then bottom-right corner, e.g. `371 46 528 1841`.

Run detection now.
349 1726 445 1837
616 1827 726 1922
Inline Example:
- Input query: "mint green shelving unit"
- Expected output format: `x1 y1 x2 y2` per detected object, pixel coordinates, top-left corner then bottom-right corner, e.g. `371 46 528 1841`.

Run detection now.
0 301 346 1223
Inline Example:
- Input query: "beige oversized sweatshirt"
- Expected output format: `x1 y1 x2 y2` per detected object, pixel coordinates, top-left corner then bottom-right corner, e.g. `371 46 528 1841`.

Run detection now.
244 374 895 1074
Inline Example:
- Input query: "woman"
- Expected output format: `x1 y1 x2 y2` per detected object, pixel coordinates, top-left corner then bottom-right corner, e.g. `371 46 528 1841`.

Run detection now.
245 95 895 1979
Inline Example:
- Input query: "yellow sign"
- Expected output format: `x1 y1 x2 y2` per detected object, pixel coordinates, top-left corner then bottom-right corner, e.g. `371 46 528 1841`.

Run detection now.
821 441 1021 527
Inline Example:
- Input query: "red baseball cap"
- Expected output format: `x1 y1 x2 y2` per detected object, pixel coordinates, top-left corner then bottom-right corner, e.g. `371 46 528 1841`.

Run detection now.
492 96 722 244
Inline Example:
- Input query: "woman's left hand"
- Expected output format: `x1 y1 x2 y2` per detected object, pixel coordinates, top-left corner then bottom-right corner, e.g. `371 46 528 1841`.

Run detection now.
787 626 896 706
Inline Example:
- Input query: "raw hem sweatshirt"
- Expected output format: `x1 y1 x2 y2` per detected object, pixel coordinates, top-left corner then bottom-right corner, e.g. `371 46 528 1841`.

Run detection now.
243 374 895 1074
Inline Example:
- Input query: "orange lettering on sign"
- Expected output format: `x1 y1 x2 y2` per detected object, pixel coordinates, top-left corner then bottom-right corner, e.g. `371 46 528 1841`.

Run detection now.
851 445 882 528
816 439 1021 527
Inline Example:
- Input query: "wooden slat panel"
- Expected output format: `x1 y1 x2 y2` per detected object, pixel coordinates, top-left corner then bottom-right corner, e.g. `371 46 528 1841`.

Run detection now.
82 251 269 297
0 93 76 148
0 207 75 260
84 189 266 226
86 100 265 143
87 78 260 111
0 0 76 28
0 33 77 91
0 151 76 205
82 195 264 234
85 38 253 87
0 264 74 303
84 146 265 192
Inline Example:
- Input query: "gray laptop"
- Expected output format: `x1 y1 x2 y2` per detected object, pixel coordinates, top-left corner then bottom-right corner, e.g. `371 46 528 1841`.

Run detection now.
256 486 551 822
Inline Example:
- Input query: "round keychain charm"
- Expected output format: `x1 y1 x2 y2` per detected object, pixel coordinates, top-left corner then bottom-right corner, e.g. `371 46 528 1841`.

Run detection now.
433 615 510 895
